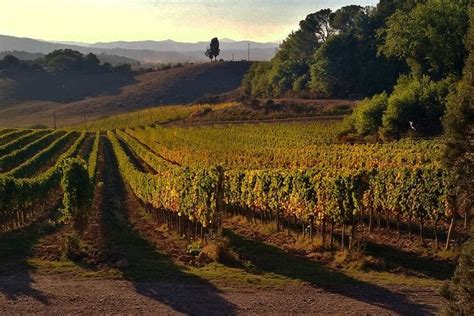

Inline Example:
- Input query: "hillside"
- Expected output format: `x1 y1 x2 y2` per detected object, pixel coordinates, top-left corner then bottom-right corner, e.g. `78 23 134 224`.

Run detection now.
0 61 251 127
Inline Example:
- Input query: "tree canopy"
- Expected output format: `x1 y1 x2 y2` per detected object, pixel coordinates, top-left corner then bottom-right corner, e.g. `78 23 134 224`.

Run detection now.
378 0 470 80
205 37 220 61
243 0 469 103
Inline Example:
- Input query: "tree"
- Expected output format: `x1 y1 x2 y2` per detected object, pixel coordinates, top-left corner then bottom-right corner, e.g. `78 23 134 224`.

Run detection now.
0 55 20 69
299 9 334 43
44 49 84 72
210 37 220 61
378 0 470 80
205 37 220 62
380 75 452 139
442 8 473 313
83 53 100 71
310 34 360 97
47 55 79 72
205 48 213 62
329 5 368 34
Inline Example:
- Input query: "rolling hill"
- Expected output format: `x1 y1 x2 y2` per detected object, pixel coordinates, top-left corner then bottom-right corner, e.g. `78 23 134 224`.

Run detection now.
0 61 251 128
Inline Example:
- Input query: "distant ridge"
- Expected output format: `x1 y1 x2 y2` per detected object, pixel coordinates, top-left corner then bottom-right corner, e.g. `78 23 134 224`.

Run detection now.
0 34 279 63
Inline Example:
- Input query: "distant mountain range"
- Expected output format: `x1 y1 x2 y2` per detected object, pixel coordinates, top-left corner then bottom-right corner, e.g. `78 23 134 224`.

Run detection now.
0 34 279 64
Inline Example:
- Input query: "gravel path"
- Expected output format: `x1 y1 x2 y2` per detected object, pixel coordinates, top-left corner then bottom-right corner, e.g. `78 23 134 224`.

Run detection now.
0 273 443 315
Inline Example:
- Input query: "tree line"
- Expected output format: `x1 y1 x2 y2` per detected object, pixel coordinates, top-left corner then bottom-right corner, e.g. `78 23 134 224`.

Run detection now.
0 49 133 75
242 0 470 140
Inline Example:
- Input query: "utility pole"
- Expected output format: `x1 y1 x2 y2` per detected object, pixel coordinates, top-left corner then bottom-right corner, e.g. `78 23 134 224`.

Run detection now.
247 43 250 61
148 109 154 125
232 53 235 62
53 108 57 130
83 113 87 131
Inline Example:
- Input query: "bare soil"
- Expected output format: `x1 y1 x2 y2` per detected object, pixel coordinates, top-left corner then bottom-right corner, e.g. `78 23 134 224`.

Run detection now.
0 273 442 315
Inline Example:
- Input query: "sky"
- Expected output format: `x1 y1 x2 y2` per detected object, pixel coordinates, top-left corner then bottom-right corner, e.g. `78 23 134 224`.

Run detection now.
1 0 378 43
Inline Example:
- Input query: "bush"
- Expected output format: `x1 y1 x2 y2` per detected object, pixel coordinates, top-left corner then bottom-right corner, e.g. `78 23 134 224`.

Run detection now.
380 75 452 139
202 237 240 265
442 226 474 315
353 92 388 136
186 241 203 257
61 233 87 261
60 158 93 235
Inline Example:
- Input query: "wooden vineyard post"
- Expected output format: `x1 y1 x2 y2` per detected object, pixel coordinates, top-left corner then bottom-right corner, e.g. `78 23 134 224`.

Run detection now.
216 166 224 235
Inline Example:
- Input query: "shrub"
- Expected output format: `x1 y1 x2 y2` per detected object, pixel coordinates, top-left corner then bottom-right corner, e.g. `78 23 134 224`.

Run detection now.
353 92 388 136
442 226 474 315
381 75 452 139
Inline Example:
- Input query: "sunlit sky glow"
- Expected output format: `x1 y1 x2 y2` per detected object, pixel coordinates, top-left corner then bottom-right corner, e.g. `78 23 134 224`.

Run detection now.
2 0 378 43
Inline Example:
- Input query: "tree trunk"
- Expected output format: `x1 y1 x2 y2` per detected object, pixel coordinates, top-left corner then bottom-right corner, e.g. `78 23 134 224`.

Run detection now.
276 209 280 232
322 217 327 246
445 217 455 250
330 221 334 249
350 216 356 250
408 217 412 239
419 217 425 245
397 214 401 235
369 207 374 233
341 224 345 250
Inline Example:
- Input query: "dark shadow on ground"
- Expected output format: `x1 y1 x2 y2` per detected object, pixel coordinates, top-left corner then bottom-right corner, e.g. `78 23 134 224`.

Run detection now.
0 212 59 304
100 138 237 315
225 230 437 315
365 242 455 280
0 272 49 304
0 72 136 103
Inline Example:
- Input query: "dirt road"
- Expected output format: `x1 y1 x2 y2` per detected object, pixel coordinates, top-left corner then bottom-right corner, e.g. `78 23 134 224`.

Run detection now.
0 273 442 315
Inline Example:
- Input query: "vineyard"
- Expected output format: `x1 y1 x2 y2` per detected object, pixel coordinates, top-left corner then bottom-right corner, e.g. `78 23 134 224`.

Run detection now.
0 128 99 231
0 119 467 314
0 121 466 251
110 122 468 250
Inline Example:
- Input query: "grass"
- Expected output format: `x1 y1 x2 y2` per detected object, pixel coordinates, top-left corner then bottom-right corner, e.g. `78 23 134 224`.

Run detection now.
223 215 454 288
70 103 237 131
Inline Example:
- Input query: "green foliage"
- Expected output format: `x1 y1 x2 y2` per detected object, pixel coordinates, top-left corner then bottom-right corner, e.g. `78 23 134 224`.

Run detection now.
443 4 474 172
59 158 92 234
242 62 272 97
310 34 359 97
0 132 88 231
299 8 334 43
0 131 63 173
108 131 222 227
88 132 100 182
0 129 49 157
205 38 220 61
242 8 329 98
42 49 132 74
5 131 79 178
381 76 453 139
329 5 368 34
442 8 474 314
0 55 20 69
443 225 474 315
378 0 469 80
244 4 406 99
353 92 388 136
